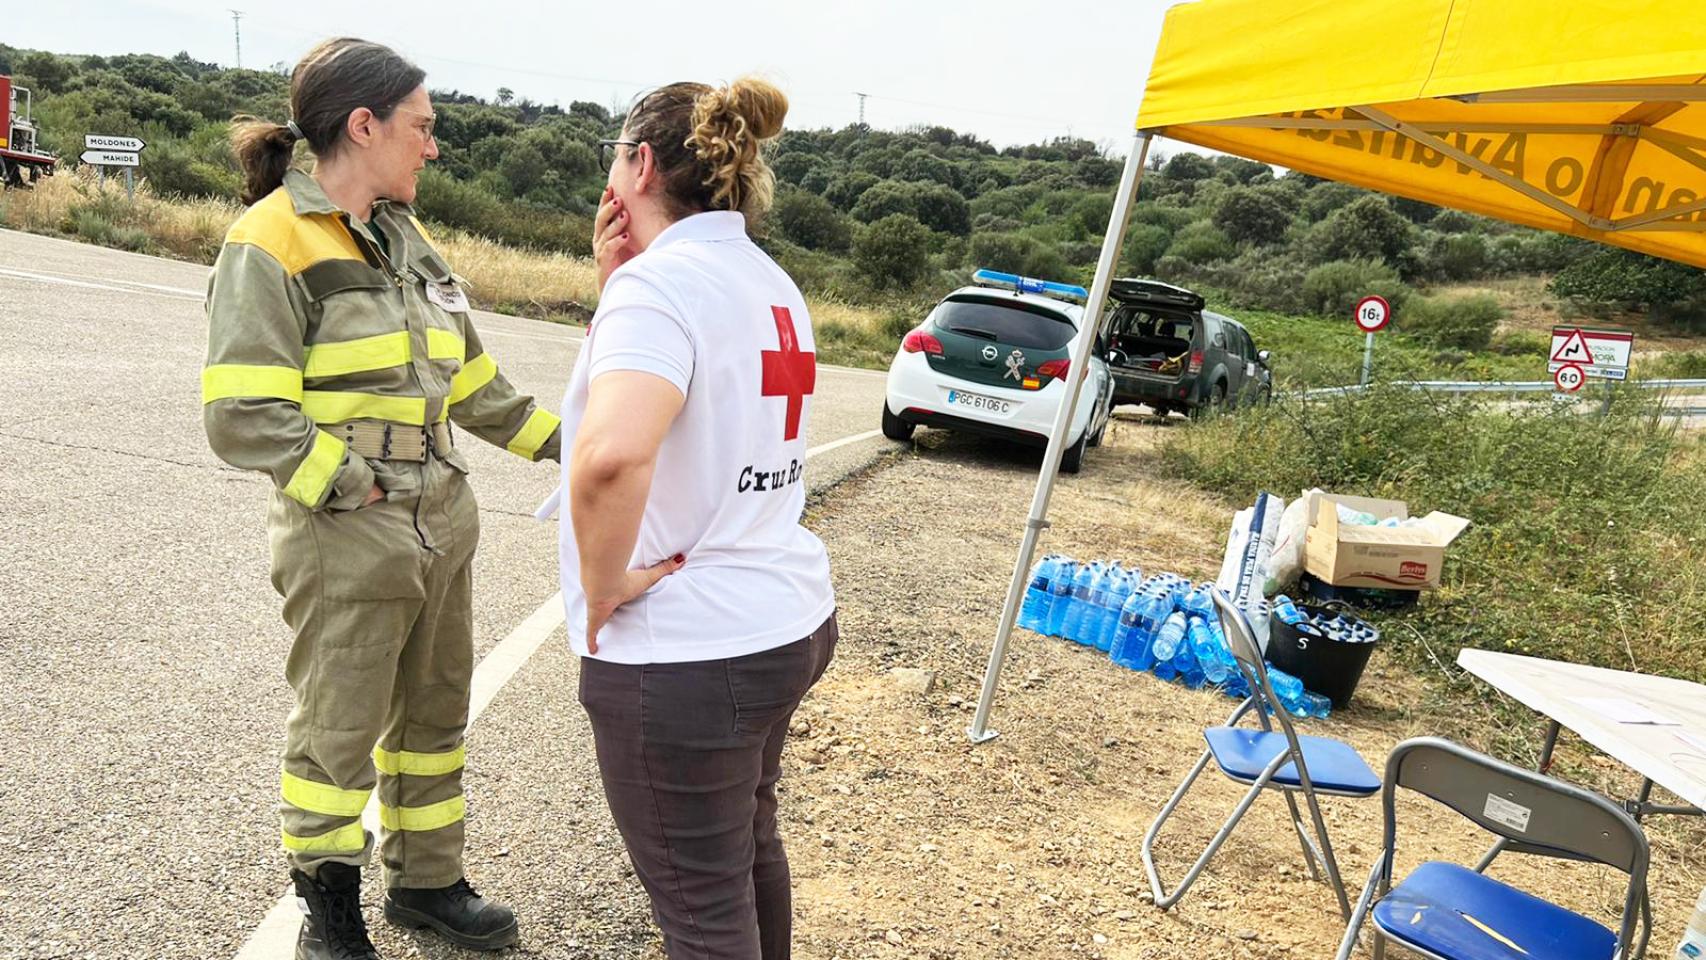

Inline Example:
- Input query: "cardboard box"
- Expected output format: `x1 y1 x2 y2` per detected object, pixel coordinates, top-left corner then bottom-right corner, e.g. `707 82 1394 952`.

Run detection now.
1304 494 1470 590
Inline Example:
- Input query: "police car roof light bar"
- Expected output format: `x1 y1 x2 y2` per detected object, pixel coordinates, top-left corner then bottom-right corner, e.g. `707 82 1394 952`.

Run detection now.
972 268 1089 305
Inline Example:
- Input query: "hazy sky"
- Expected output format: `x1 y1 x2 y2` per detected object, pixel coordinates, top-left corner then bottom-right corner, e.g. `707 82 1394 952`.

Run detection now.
14 1 1185 153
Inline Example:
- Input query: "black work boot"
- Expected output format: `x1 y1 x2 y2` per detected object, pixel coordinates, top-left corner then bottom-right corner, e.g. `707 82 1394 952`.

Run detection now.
384 877 518 951
291 863 379 960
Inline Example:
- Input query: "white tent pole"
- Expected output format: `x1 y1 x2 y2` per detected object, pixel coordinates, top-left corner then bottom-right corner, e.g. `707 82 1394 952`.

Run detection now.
968 131 1153 744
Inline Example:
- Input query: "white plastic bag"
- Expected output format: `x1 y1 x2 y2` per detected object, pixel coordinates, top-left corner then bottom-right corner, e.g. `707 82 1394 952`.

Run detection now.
1267 489 1322 594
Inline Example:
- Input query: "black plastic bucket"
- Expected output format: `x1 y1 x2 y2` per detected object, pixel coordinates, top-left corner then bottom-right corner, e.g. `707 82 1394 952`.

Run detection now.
1267 603 1379 709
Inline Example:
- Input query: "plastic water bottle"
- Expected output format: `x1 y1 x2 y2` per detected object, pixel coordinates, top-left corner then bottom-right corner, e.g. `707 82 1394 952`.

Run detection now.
1019 555 1060 632
1188 616 1231 684
1110 590 1150 670
1139 589 1172 643
1062 562 1101 644
1080 565 1114 647
1121 589 1170 673
1265 664 1305 710
1095 573 1134 653
1152 611 1188 662
1045 559 1078 637
1173 643 1204 688
1302 691 1333 719
1274 595 1304 626
1673 886 1706 960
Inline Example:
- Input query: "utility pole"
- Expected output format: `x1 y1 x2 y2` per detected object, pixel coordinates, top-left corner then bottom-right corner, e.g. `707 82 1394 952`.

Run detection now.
230 10 244 69
854 92 868 126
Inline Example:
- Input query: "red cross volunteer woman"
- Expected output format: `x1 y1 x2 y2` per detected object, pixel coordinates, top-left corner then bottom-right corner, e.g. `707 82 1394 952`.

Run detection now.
553 77 836 959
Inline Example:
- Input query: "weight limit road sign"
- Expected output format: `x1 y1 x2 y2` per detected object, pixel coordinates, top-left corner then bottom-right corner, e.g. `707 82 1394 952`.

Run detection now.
1354 295 1391 333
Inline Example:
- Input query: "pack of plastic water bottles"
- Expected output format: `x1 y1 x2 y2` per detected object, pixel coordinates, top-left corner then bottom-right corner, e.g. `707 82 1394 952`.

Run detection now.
1017 555 1332 719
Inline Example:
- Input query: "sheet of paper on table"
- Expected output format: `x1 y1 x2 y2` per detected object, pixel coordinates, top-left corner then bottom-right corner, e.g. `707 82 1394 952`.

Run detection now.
1570 696 1680 726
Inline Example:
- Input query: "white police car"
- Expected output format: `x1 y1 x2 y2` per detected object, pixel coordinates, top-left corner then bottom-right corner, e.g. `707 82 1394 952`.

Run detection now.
882 269 1114 473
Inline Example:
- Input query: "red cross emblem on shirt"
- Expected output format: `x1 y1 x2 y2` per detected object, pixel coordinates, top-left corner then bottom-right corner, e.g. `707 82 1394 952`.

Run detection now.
760 305 816 441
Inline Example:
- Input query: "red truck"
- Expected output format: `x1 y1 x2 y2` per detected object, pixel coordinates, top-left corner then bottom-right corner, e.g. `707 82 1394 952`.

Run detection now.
0 75 57 187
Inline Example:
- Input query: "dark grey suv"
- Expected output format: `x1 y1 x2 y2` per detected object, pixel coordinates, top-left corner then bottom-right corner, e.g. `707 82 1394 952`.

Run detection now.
1100 278 1271 417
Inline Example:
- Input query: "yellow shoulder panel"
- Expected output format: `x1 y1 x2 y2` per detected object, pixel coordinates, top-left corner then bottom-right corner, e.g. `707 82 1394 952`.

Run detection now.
227 188 365 276
407 214 443 256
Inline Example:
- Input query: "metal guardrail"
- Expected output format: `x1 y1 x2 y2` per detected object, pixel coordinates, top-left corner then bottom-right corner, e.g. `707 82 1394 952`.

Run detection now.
1298 378 1706 400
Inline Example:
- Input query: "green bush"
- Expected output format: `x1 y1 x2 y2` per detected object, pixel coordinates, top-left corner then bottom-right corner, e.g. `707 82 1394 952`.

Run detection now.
1310 195 1414 267
1165 221 1235 264
774 189 851 252
852 214 933 290
1300 259 1411 318
1121 223 1173 275
1213 187 1292 245
1169 247 1311 315
1550 249 1706 329
1646 349 1706 379
1491 329 1551 357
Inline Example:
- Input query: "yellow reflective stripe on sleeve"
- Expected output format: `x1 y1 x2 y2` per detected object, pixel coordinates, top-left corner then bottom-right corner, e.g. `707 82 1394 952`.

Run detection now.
372 744 466 777
281 822 367 854
379 796 466 832
425 327 465 363
202 364 304 404
281 430 346 508
449 352 497 405
507 408 560 459
301 391 428 426
303 331 412 379
280 770 370 818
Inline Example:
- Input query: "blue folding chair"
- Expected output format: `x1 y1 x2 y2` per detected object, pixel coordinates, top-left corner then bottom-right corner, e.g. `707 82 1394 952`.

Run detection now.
1142 589 1380 915
1334 737 1650 960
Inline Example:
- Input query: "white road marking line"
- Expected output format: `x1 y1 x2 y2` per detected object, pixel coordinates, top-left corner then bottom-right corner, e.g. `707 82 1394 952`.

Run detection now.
479 327 583 346
0 265 203 300
233 426 890 959
821 364 889 380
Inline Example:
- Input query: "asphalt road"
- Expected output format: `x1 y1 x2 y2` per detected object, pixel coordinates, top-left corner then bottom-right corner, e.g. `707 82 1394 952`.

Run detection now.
0 227 893 959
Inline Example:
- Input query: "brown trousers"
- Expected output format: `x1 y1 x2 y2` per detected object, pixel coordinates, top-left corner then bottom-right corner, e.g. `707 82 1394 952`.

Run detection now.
578 614 838 960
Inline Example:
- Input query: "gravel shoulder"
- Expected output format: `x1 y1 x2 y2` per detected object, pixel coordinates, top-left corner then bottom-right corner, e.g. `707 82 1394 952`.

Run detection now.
779 413 1706 960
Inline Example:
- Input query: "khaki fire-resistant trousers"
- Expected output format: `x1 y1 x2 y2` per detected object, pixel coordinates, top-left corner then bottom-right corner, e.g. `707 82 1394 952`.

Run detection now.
267 454 480 889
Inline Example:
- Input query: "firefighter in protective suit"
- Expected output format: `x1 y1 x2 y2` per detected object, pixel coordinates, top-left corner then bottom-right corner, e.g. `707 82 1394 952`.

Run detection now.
204 39 552 960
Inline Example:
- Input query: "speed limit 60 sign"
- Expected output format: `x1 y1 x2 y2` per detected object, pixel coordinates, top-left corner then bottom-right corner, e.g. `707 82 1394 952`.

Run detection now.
1554 363 1586 393
1354 295 1391 333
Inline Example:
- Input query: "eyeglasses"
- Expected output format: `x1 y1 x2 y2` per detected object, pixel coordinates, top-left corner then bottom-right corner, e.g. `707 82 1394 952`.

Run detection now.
598 138 641 172
392 105 437 140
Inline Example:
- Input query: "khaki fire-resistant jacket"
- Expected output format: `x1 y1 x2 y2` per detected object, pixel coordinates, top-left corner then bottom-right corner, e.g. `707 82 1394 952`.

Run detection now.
203 170 560 510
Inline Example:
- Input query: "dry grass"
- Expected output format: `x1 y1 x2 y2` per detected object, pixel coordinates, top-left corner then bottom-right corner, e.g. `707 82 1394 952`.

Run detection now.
0 169 895 352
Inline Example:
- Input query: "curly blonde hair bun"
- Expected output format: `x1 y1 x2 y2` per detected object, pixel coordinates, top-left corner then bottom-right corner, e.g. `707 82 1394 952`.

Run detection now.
626 77 789 227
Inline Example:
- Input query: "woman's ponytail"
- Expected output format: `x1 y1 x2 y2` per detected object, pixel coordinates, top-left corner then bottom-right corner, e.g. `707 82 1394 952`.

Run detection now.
230 116 298 206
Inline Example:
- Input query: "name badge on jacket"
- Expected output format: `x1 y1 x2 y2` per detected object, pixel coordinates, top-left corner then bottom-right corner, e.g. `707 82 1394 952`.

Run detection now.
426 282 469 313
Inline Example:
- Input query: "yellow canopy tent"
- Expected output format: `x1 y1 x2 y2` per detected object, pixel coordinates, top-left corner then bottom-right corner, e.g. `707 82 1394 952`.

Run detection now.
970 0 1706 741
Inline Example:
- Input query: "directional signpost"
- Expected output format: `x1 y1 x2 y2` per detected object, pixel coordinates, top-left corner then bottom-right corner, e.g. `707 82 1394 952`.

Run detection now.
1354 294 1391 386
82 134 145 201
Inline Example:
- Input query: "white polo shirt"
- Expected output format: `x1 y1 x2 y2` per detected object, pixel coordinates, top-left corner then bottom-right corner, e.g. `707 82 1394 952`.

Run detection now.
553 211 835 664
